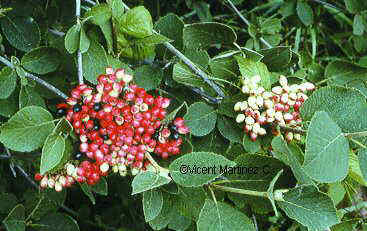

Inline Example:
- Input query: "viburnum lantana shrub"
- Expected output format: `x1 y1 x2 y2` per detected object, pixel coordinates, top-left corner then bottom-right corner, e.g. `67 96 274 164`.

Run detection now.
0 0 367 231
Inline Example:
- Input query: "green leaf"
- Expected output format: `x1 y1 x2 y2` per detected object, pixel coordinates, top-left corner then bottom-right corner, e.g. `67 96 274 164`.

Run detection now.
64 24 80 54
143 189 163 222
184 102 217 137
353 14 365 35
300 86 367 133
168 213 192 231
53 118 73 135
271 135 314 185
82 40 109 84
296 1 314 26
90 177 108 196
174 187 207 220
348 151 367 186
40 134 65 175
259 46 292 71
304 111 349 183
358 148 367 182
217 116 242 143
155 13 184 57
0 89 18 117
183 22 237 49
226 154 292 213
148 193 173 230
0 193 18 214
0 66 17 99
217 94 243 118
169 152 236 187
325 61 367 86
79 27 90 54
134 65 163 91
210 54 238 81
38 213 79 231
235 56 271 90
19 86 46 109
21 47 61 74
80 183 95 205
260 18 282 34
3 204 25 231
0 106 55 152
85 3 112 25
1 16 40 52
119 6 153 38
134 34 172 46
242 135 261 154
278 185 339 230
132 171 171 195
107 0 125 21
172 63 211 92
328 183 346 206
344 0 367 13
84 3 112 53
197 200 255 231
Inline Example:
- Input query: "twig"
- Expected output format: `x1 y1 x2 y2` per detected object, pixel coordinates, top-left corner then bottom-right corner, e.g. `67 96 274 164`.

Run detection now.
191 87 221 104
119 3 225 101
76 0 84 85
0 56 68 99
15 164 40 189
83 0 96 5
225 0 272 48
344 131 367 138
162 40 225 99
0 154 10 159
350 138 367 149
48 28 66 37
252 214 259 231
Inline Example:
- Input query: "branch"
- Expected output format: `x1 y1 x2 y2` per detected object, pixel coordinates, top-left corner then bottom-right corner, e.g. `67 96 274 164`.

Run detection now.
339 201 367 217
119 2 225 101
225 0 272 48
76 0 84 85
191 87 221 104
0 56 68 99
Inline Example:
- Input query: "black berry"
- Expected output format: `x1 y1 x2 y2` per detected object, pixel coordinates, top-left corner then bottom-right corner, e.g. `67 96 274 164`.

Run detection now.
171 132 179 140
73 104 82 112
56 108 67 117
74 152 83 160
169 124 178 133
93 103 102 111
101 134 109 140
93 124 100 131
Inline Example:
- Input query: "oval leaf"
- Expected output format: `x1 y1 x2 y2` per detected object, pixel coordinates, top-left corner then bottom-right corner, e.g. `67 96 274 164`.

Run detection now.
0 106 55 152
183 22 237 49
132 171 171 195
197 199 255 231
143 189 163 222
1 16 40 52
40 134 65 175
0 66 17 99
278 185 339 230
21 47 61 74
184 102 217 137
304 111 349 183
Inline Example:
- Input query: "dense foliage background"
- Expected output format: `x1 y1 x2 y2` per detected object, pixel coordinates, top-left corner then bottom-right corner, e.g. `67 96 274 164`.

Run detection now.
1 0 367 230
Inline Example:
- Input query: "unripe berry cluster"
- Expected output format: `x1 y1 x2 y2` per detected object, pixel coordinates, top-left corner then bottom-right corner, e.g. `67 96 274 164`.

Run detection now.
234 75 315 142
35 67 189 191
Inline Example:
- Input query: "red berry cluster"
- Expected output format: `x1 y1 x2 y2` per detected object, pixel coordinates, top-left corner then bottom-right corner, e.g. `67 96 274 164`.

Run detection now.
35 67 189 191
